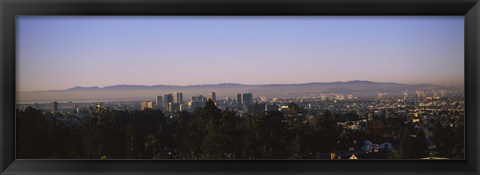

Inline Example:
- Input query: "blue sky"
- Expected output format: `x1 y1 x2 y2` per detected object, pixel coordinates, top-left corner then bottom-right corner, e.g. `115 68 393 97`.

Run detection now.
16 16 464 91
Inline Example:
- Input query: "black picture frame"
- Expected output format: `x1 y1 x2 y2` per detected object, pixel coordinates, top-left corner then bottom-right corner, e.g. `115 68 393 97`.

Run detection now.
1 0 479 174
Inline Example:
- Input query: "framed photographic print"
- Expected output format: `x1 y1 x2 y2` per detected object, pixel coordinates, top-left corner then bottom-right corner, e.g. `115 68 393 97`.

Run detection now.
1 0 479 174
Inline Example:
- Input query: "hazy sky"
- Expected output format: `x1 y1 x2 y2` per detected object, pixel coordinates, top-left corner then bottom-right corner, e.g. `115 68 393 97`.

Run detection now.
17 16 464 92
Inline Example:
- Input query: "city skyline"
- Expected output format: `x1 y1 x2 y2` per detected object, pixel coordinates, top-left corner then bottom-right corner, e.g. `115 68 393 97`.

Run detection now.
17 80 463 104
17 16 464 92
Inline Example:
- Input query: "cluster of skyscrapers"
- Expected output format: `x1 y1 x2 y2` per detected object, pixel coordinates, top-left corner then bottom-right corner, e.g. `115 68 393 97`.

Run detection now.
140 92 253 113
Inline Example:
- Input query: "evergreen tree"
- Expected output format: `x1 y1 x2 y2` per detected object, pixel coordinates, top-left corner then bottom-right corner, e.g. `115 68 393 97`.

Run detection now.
16 107 53 158
198 99 226 159
399 127 412 159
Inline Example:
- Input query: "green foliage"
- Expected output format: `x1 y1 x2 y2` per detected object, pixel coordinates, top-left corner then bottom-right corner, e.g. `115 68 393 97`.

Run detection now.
16 107 53 158
399 127 428 159
450 124 464 159
16 102 461 160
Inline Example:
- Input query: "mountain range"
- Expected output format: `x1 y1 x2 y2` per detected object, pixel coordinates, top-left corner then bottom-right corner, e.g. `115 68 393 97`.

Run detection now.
62 80 433 92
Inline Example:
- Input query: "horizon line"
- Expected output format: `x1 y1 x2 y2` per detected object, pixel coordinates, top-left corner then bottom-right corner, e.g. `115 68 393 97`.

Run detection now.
17 80 461 93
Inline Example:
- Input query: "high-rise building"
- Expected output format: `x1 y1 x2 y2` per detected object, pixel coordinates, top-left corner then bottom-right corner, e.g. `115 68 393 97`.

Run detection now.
164 94 174 110
189 95 207 109
265 104 280 112
209 92 216 102
191 95 206 102
237 93 242 104
188 101 201 109
173 92 183 103
226 95 232 103
49 101 58 112
156 95 163 109
242 93 253 105
179 104 187 111
168 102 180 112
140 101 153 110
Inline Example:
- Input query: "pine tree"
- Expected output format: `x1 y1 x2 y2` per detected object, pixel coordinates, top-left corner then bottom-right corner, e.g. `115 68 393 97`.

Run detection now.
399 127 411 159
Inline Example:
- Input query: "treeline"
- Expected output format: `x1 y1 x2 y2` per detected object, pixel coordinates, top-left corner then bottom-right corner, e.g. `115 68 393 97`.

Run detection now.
16 100 463 159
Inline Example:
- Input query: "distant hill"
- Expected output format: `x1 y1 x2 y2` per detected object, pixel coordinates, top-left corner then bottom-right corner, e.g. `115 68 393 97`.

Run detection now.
66 86 101 91
61 80 436 93
62 80 435 91
63 83 250 91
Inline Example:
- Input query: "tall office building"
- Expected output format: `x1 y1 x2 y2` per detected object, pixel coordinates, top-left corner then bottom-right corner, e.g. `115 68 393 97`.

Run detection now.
168 102 180 112
209 92 216 102
226 95 232 103
164 94 174 111
140 101 153 110
156 95 163 109
191 95 206 102
189 95 206 109
237 93 242 104
173 92 183 103
265 104 280 112
242 93 253 105
49 101 58 112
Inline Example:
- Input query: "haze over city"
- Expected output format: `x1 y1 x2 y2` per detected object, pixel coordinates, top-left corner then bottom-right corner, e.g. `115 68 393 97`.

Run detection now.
16 16 464 92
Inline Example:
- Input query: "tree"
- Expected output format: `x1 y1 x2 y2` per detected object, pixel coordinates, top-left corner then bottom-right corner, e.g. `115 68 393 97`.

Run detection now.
315 109 341 153
96 110 128 159
399 127 412 159
79 115 100 158
286 134 301 159
199 99 222 125
144 134 162 159
198 99 227 159
240 108 263 159
261 111 289 159
172 111 202 159
16 107 53 158
413 129 428 158
450 124 464 159
431 120 446 150
221 109 240 158
399 127 427 159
